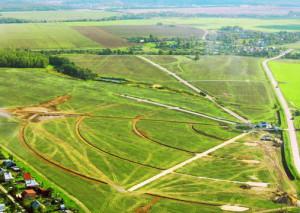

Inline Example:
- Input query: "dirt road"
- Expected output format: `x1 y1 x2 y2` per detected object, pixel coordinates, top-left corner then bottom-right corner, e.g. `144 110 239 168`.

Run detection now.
120 94 236 125
137 56 249 123
127 132 249 192
262 49 300 176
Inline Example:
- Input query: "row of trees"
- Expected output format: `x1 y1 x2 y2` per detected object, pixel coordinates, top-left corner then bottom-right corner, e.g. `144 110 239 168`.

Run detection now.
0 49 48 68
49 56 96 80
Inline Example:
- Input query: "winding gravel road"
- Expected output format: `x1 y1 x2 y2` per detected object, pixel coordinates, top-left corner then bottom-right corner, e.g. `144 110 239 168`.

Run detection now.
262 49 300 176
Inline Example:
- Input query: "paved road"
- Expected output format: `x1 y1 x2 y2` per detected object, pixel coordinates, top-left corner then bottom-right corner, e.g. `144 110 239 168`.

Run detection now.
137 56 249 123
127 132 249 192
262 49 300 175
120 94 236 125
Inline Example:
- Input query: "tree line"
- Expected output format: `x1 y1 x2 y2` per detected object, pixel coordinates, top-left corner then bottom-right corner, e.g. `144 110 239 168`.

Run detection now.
49 56 96 80
0 49 48 68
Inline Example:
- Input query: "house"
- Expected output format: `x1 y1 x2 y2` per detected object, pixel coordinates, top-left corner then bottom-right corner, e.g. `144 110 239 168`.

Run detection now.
23 172 32 181
2 160 16 168
25 179 39 188
0 204 5 213
0 172 13 182
21 189 36 199
11 166 21 172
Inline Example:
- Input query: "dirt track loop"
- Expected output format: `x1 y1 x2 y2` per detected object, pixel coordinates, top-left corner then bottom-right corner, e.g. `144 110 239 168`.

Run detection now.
128 132 250 192
262 49 300 176
19 123 109 185
76 116 165 170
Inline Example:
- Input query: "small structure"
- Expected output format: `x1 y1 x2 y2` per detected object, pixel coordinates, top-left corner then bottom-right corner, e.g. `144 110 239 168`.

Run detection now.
261 135 273 141
0 204 5 213
2 160 16 168
256 122 273 129
25 179 39 188
21 189 36 199
31 200 45 212
0 172 13 182
11 166 21 172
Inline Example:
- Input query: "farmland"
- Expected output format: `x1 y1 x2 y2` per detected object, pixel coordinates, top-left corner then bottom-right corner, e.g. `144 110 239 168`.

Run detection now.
0 24 101 49
0 62 296 212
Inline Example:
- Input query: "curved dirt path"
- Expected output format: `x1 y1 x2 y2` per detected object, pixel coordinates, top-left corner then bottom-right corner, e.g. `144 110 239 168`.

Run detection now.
75 116 165 170
137 56 249 123
132 116 196 154
262 49 300 176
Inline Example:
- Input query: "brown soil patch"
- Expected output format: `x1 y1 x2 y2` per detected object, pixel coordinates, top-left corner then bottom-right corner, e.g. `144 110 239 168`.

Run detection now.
7 95 82 122
73 26 130 48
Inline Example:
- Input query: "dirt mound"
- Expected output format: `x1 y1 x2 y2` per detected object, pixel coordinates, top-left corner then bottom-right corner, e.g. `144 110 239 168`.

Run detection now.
7 95 79 122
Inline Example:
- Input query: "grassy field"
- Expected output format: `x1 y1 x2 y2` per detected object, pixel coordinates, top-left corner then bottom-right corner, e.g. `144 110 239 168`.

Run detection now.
0 63 294 212
270 60 300 109
0 24 101 49
0 10 119 21
146 55 276 122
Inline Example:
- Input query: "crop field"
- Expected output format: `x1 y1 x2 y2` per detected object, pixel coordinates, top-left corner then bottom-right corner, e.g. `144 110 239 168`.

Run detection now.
146 55 276 122
0 24 101 49
0 61 295 212
73 27 130 48
0 10 119 21
99 25 205 38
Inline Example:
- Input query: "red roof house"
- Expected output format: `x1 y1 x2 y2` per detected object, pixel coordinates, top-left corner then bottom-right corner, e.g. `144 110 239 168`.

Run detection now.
23 173 32 181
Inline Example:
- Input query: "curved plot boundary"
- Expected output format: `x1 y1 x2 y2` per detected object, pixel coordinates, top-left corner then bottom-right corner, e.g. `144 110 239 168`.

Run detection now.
190 124 225 141
19 123 108 185
132 116 197 154
76 116 165 170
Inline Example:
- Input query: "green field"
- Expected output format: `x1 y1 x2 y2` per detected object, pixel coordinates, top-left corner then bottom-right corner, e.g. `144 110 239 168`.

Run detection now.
270 60 300 109
0 24 101 49
0 63 295 212
145 55 276 122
